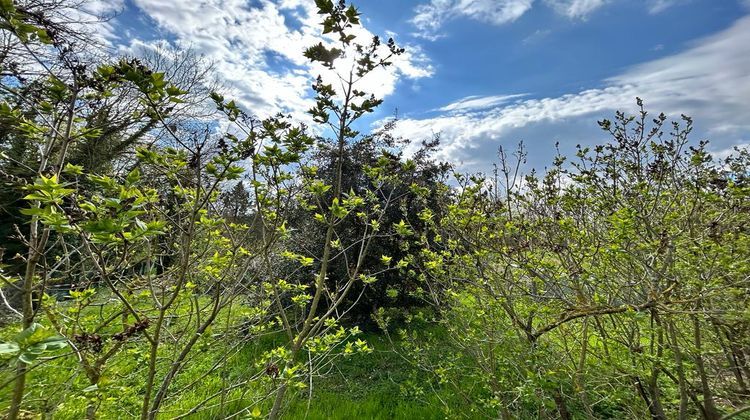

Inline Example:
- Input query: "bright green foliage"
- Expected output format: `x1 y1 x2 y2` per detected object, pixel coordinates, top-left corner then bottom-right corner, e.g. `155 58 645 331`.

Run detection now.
0 323 67 364
1 1 749 419
391 102 750 419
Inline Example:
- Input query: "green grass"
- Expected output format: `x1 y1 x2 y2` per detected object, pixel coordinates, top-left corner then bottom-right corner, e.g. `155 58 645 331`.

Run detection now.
0 298 462 419
286 392 448 420
283 332 485 420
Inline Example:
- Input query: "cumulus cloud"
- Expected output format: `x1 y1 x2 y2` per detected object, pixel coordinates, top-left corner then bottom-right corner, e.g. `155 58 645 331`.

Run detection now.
389 15 750 166
106 0 433 120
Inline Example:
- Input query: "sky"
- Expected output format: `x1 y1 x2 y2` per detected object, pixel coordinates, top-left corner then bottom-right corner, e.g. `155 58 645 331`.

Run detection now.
86 0 750 173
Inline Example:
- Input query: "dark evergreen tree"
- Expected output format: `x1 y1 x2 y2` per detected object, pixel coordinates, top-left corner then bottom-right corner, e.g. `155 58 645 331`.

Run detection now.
286 130 451 327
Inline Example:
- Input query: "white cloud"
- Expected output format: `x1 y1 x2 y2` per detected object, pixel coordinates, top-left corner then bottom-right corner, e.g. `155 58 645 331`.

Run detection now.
410 0 703 39
392 86 635 161
83 0 126 16
608 15 750 121
389 15 750 166
410 0 612 39
647 0 683 14
545 0 607 19
38 0 127 45
710 142 749 161
411 0 534 40
522 29 552 44
107 0 432 120
437 94 528 112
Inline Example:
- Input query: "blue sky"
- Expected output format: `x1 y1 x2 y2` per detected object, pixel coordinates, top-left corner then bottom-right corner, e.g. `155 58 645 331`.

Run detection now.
91 0 750 172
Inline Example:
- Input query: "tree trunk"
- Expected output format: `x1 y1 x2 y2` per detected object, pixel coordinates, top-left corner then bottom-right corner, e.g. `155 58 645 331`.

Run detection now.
268 383 288 420
668 321 689 420
552 389 572 420
694 316 721 420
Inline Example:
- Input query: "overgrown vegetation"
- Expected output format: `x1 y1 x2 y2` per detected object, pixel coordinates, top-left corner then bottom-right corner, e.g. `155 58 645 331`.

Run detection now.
1 0 748 418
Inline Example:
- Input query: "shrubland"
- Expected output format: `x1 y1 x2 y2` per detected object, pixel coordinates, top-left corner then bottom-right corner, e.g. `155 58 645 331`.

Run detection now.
1 0 748 418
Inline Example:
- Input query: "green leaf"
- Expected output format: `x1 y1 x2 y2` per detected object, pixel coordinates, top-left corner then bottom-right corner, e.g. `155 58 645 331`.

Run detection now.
314 0 333 14
345 5 360 24
330 198 348 219
0 342 20 356
0 0 16 14
151 72 166 89
14 323 41 343
394 220 412 236
38 336 68 351
18 350 39 364
126 168 141 184
82 384 99 393
26 342 49 353
19 207 45 216
359 274 377 284
166 85 187 96
63 163 84 175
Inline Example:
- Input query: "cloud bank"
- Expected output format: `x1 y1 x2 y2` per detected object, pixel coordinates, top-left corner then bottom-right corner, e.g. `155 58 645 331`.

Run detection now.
390 15 750 165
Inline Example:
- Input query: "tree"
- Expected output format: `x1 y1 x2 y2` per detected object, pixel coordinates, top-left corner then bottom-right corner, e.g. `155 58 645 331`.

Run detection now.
0 2 244 417
0 3 216 298
221 1 418 417
287 131 451 327
220 181 251 223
